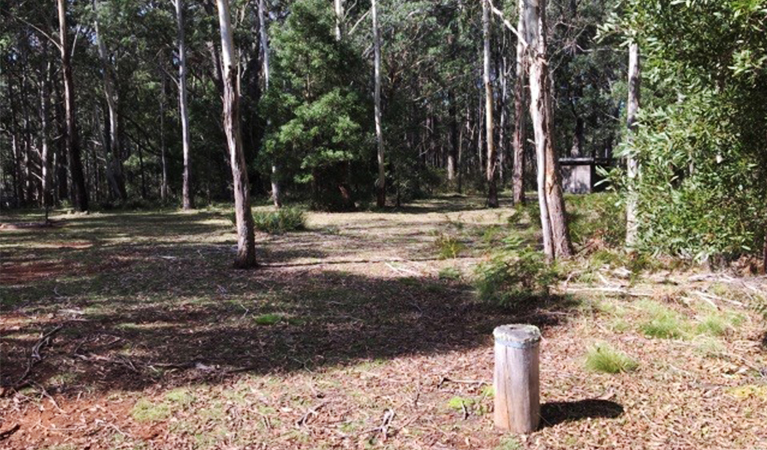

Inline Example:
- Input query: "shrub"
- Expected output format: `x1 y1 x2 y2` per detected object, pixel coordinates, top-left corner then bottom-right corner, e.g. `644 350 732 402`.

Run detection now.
566 193 625 249
231 207 306 234
585 344 638 373
474 235 558 306
434 233 464 259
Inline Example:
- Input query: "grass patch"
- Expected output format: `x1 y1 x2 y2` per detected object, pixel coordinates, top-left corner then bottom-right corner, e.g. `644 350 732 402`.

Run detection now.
584 344 638 373
131 398 171 422
495 435 523 450
438 267 461 281
446 396 474 411
693 336 726 357
638 300 687 339
166 388 195 407
254 313 283 326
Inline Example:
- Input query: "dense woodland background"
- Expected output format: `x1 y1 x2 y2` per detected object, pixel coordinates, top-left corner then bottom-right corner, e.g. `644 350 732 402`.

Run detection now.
1 0 766 263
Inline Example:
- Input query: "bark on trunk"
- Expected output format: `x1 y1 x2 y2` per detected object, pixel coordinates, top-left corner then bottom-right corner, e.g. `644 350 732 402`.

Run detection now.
216 0 257 269
58 0 88 211
483 0 499 208
372 0 385 207
334 0 345 41
625 42 641 248
524 0 571 259
512 0 527 205
176 0 195 209
40 61 52 213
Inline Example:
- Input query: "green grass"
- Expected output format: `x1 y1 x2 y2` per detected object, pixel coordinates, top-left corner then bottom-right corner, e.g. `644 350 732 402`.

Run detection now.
495 436 523 450
584 344 638 373
446 396 474 411
166 388 196 407
438 267 461 281
131 398 171 422
254 313 283 326
638 300 687 339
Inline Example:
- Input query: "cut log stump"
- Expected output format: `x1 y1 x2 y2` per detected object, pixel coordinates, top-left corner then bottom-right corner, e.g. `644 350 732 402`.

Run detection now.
493 324 541 433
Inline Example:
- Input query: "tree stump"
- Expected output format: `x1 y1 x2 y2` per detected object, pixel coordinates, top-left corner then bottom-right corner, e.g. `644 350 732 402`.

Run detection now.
493 324 541 433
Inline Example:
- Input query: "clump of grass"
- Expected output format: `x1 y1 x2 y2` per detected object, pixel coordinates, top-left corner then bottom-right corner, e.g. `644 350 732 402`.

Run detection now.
446 396 474 411
254 313 283 326
693 336 726 357
231 207 306 234
166 388 196 407
584 344 638 373
438 267 461 281
638 300 687 339
132 398 171 422
696 313 729 336
496 435 523 450
434 233 464 259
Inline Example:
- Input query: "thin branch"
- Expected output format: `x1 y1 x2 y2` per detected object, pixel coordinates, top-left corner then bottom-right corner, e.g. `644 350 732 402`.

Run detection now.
486 0 527 47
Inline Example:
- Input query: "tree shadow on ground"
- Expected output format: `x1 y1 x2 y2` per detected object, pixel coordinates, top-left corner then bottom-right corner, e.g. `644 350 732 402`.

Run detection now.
540 399 624 428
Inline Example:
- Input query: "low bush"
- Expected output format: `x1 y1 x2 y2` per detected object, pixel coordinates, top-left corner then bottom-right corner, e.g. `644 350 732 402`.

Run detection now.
474 235 558 306
230 207 306 234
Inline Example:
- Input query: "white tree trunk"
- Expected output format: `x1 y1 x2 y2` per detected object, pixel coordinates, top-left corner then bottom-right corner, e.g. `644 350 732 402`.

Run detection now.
372 0 385 208
258 0 281 208
511 0 527 205
175 0 194 210
483 0 499 208
216 0 257 269
334 0 345 41
625 42 641 248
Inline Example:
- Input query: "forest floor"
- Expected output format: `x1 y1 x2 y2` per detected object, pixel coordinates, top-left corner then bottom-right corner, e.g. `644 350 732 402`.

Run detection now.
2 195 767 450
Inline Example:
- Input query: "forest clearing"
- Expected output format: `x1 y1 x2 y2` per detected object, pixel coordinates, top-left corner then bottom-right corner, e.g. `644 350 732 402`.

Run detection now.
2 195 767 449
3 0 767 448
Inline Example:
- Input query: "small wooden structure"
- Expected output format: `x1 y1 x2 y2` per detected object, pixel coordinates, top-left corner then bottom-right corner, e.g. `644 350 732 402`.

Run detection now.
493 324 541 433
559 157 613 194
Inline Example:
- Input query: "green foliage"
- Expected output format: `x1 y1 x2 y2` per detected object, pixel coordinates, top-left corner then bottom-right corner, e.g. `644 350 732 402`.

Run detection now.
609 0 767 261
261 0 370 210
252 207 307 234
566 193 625 248
446 396 474 411
438 267 461 281
434 233 464 259
584 344 638 374
474 236 558 306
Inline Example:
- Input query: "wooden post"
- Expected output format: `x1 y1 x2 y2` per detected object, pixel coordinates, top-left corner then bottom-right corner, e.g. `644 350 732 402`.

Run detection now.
494 324 541 433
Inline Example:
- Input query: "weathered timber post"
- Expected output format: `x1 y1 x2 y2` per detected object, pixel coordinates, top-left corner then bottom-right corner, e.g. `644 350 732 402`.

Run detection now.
493 324 541 433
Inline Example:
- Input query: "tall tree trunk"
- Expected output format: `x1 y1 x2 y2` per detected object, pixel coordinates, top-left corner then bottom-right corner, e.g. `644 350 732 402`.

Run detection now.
40 61 52 215
625 42 641 248
175 0 195 209
482 0 499 208
160 72 168 201
94 0 127 202
259 0 281 208
216 0 257 269
512 0 527 205
524 0 571 259
448 89 459 184
372 0 385 208
58 0 88 211
334 0 345 41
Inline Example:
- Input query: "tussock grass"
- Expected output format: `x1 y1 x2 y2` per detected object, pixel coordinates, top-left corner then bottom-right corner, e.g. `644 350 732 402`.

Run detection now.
638 300 687 339
230 207 306 234
434 233 464 259
585 344 638 373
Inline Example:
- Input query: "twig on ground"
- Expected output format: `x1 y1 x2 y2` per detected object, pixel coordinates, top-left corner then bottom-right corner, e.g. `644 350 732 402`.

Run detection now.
0 424 20 441
5 325 64 395
359 408 396 441
31 382 63 413
564 286 653 297
437 376 491 388
295 401 328 427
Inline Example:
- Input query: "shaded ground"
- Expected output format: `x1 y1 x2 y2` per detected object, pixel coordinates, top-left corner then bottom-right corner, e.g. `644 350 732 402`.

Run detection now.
1 196 767 449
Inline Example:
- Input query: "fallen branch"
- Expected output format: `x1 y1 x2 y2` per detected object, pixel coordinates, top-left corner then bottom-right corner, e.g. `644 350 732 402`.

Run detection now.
437 376 491 388
5 325 64 395
296 401 328 427
359 408 396 441
0 424 20 441
564 286 653 297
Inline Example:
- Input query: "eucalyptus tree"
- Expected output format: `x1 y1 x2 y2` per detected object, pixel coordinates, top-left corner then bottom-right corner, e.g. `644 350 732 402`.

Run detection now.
215 0 257 268
175 0 194 210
